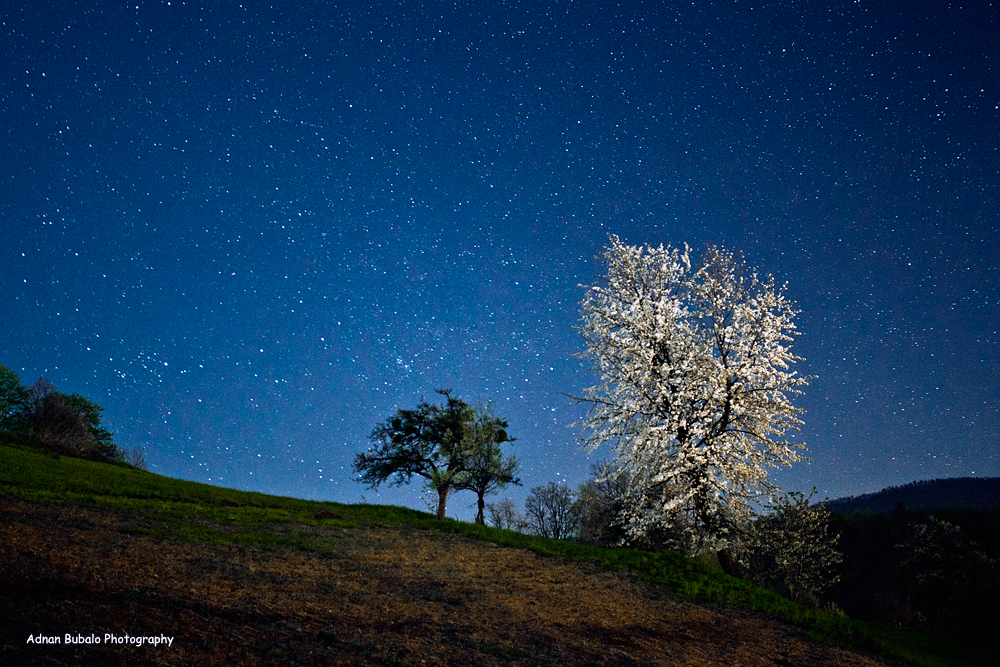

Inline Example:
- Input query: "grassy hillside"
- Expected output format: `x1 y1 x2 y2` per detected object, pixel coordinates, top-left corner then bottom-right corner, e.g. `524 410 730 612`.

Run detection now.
1 437 994 667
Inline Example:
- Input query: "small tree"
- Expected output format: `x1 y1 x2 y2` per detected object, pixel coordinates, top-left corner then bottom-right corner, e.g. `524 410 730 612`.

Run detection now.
523 482 581 540
453 399 521 524
122 446 149 470
573 236 812 575
354 389 475 520
742 489 842 602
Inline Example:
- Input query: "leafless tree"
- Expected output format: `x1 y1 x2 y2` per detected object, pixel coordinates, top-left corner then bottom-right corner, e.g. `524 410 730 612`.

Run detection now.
485 498 523 531
523 482 580 540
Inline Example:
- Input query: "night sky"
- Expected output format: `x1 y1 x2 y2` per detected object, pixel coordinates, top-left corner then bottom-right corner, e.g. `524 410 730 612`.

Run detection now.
2 0 997 521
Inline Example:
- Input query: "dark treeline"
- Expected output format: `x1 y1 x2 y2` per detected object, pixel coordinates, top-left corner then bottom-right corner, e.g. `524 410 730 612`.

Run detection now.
828 502 1000 638
827 477 1000 515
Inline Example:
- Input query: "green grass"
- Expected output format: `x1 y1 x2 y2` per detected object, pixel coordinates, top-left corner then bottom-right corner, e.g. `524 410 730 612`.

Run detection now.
1 434 994 667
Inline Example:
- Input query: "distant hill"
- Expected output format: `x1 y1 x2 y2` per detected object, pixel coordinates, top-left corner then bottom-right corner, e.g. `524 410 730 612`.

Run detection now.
826 477 1000 515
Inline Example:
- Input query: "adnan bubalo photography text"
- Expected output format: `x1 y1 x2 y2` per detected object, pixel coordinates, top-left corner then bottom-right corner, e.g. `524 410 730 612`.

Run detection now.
26 633 174 648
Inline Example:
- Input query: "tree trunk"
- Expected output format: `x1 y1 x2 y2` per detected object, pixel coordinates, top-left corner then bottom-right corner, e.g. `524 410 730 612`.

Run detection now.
436 486 448 521
476 494 485 525
717 548 742 579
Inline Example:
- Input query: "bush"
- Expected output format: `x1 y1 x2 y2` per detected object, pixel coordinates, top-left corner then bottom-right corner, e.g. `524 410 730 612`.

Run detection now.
574 459 695 553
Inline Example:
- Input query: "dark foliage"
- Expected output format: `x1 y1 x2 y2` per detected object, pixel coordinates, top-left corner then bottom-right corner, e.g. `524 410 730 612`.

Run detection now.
355 390 518 522
0 369 120 463
354 389 474 521
0 364 29 430
826 503 1000 638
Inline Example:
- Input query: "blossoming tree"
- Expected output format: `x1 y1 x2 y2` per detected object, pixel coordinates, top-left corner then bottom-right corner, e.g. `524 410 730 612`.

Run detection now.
574 235 812 576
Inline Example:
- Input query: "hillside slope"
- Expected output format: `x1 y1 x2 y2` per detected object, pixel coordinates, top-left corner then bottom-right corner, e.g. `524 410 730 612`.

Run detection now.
3 496 889 667
1 438 989 666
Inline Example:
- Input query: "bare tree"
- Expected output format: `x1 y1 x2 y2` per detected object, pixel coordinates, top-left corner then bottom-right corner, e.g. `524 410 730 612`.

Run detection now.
485 498 523 531
123 446 149 471
523 482 580 540
573 236 812 576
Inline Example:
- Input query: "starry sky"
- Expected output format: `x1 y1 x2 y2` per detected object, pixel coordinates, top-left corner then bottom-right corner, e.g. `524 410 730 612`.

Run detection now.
2 0 997 520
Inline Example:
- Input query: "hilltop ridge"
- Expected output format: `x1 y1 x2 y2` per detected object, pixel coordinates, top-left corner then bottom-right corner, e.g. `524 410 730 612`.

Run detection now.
826 477 1000 515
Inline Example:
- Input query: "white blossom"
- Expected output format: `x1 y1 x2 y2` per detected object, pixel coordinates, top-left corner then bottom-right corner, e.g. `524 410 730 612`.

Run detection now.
573 236 813 552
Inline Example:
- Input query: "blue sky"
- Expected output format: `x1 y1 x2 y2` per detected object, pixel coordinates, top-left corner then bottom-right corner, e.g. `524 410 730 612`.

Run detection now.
2 0 997 520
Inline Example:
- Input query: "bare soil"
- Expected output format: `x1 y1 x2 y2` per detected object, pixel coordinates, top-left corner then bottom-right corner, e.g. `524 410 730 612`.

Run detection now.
1 498 891 666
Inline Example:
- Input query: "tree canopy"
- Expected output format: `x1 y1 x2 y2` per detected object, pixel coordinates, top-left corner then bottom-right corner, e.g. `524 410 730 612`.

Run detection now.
0 364 29 430
574 236 812 575
451 399 521 524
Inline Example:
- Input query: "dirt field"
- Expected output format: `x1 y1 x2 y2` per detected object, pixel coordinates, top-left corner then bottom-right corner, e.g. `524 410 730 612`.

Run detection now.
0 498 891 666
